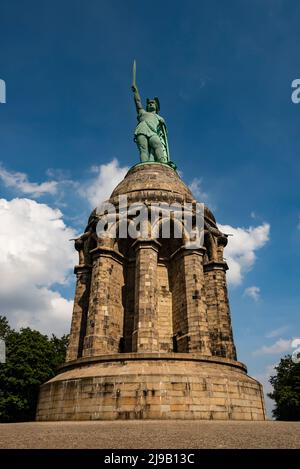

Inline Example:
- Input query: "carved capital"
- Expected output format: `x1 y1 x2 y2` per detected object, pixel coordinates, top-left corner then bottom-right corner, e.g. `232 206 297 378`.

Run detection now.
170 245 206 261
74 264 92 275
132 238 161 253
203 260 229 272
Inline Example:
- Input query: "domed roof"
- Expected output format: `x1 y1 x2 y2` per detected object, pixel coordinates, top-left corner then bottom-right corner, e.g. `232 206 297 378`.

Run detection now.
109 162 194 205
87 162 219 233
108 162 218 226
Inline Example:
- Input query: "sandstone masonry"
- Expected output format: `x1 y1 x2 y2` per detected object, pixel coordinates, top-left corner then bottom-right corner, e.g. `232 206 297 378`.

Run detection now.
36 163 266 421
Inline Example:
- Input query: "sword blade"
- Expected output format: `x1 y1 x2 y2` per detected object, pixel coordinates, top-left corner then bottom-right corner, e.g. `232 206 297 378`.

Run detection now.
132 59 136 87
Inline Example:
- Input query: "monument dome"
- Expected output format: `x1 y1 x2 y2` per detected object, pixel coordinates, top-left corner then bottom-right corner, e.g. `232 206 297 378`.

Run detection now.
110 162 194 204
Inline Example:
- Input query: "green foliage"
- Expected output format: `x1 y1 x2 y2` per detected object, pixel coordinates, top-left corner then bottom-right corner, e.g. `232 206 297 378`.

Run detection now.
0 316 13 340
0 316 69 422
268 355 300 421
50 334 69 369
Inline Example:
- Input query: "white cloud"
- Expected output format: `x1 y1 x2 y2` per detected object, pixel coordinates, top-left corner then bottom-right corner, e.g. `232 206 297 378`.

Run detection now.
0 164 58 197
79 159 129 208
253 338 294 356
0 159 129 210
244 285 260 301
0 198 77 336
265 325 289 338
189 178 208 201
218 222 270 286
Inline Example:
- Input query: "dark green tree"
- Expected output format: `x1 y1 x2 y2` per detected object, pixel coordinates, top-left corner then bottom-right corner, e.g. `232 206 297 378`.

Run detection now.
0 316 13 340
268 354 300 421
0 317 69 422
50 334 69 368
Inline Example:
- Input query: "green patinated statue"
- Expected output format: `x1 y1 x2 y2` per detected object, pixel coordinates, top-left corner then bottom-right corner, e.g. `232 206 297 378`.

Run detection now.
132 61 173 166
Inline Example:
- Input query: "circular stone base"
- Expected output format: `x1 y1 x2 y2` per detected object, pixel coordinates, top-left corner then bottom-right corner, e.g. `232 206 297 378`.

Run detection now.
36 354 266 421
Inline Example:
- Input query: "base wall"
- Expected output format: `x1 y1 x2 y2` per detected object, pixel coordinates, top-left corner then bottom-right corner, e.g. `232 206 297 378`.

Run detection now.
36 354 266 421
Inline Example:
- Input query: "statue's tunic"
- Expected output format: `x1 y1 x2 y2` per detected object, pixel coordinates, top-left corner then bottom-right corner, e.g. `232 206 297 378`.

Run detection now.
134 109 164 140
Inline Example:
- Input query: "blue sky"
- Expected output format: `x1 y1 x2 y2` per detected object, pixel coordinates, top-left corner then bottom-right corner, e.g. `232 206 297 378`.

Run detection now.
1 0 300 416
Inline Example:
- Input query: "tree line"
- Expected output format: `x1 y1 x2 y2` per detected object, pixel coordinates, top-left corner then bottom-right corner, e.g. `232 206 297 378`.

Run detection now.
0 316 68 422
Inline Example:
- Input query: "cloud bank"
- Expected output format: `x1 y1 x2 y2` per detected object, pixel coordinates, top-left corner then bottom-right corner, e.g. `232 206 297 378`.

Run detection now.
218 222 270 286
0 164 58 197
0 198 77 336
79 159 129 208
253 338 294 356
244 285 260 301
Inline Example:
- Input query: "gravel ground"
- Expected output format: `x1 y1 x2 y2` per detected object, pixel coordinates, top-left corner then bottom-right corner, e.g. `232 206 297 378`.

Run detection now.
0 420 299 449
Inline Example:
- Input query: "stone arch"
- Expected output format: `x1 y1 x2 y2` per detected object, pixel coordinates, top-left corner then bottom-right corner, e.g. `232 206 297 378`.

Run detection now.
153 214 186 239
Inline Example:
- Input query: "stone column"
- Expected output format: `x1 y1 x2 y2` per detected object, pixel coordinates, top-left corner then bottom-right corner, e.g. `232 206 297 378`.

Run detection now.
82 248 125 357
181 248 211 355
66 265 91 362
123 259 136 352
204 261 237 360
132 239 160 352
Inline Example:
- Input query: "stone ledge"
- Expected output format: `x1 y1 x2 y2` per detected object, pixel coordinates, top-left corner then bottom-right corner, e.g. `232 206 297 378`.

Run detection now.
61 352 247 373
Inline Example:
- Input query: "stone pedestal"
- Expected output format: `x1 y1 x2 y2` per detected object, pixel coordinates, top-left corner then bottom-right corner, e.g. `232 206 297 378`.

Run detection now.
37 163 265 421
36 354 266 421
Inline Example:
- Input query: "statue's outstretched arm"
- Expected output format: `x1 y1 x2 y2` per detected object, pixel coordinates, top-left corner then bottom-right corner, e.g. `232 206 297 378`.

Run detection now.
132 84 143 113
